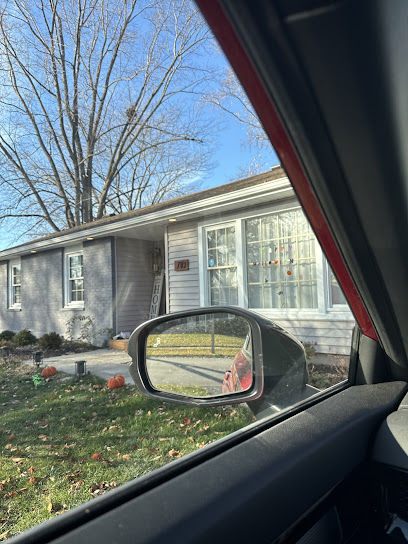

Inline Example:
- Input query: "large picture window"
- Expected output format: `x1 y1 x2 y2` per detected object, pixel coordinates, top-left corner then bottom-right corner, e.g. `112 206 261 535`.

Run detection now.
65 252 84 306
206 225 238 305
246 210 317 309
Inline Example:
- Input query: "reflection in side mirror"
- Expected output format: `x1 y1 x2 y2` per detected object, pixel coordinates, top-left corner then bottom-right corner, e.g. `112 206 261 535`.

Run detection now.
145 313 253 398
128 305 311 410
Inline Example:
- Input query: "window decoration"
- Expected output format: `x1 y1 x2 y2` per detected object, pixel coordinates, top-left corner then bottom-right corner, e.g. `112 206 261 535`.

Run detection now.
246 210 317 309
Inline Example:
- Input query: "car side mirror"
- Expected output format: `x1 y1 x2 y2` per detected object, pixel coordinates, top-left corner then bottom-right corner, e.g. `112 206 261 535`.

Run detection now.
128 307 309 410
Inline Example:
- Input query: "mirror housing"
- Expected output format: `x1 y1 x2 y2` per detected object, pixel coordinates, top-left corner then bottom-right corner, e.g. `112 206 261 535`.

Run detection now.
128 306 309 411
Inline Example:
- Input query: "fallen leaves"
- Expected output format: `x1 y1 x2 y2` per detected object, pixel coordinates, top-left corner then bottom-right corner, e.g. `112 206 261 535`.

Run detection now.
11 458 24 465
168 449 183 459
89 481 117 497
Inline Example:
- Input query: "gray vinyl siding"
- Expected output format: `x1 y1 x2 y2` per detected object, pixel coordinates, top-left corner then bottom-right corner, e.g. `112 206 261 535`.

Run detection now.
167 221 200 313
268 318 355 355
115 237 162 333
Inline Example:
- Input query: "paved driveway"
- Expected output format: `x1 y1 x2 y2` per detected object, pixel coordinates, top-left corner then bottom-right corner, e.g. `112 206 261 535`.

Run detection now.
44 349 133 383
44 349 233 394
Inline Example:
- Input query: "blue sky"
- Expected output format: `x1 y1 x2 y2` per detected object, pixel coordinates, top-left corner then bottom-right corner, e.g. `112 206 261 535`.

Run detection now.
0 117 279 251
0 6 279 251
203 117 279 189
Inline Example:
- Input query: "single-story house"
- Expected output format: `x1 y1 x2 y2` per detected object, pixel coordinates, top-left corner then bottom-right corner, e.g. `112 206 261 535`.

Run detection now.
0 167 355 354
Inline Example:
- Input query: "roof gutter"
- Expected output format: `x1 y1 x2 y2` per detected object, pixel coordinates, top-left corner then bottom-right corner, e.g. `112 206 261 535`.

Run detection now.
0 177 292 259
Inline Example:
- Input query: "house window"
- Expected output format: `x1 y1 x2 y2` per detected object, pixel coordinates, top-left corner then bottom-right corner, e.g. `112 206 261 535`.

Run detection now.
328 268 347 307
8 260 21 308
65 252 84 306
246 210 317 309
206 225 238 305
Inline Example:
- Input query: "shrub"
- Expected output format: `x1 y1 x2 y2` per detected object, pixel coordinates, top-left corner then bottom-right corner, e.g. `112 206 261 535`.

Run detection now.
0 330 15 342
38 332 63 351
301 341 317 362
13 329 37 347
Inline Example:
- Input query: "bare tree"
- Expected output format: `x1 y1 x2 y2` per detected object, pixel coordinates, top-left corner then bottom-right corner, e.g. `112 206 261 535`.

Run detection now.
0 0 216 239
204 65 278 178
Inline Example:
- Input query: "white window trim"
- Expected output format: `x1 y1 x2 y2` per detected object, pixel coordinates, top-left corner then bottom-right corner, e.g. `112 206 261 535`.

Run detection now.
198 203 354 320
8 258 21 310
64 250 84 309
202 221 238 307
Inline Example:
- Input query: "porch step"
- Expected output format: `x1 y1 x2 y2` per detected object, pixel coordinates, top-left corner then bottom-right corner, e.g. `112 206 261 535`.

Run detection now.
109 339 129 351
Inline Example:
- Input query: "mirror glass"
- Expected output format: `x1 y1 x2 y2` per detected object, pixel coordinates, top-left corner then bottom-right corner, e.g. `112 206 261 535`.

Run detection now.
146 312 253 397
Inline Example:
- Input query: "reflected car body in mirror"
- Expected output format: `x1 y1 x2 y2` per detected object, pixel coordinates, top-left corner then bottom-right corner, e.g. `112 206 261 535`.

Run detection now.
222 333 253 394
128 306 310 413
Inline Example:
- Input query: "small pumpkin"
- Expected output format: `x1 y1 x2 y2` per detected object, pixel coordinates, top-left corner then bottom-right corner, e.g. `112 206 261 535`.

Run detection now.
42 366 57 377
115 374 125 387
107 374 125 389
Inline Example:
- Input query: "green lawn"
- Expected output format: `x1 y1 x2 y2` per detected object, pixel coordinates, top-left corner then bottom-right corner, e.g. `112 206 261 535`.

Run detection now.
146 333 244 348
146 333 243 357
0 362 253 540
146 347 240 356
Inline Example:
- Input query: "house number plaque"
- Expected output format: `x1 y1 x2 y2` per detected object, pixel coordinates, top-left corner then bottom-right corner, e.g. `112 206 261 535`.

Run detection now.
174 259 189 271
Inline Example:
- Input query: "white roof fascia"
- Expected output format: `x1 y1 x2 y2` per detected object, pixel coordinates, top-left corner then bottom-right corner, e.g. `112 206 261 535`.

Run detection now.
0 177 293 259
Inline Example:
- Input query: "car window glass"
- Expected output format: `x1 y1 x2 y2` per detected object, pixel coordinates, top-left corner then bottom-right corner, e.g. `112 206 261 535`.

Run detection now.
0 0 354 537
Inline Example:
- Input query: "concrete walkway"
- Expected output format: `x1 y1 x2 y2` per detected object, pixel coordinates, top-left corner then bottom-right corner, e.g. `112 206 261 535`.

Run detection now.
43 349 133 383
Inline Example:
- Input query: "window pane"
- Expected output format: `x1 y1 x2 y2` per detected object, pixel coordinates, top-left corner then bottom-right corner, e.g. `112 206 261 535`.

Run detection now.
70 279 84 302
331 272 347 305
13 285 21 304
210 269 220 288
207 230 216 248
246 218 260 242
247 242 261 264
278 283 296 308
216 228 226 248
69 255 83 279
298 236 315 259
226 227 236 265
299 281 318 308
247 264 261 283
279 211 297 239
296 210 312 234
263 284 273 308
248 283 262 308
207 226 236 305
208 249 216 267
246 211 317 310
217 246 227 266
12 265 21 284
262 215 278 240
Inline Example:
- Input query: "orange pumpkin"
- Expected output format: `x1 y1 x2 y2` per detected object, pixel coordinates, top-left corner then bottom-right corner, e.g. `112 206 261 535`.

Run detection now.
107 374 125 389
42 366 57 377
115 374 125 387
